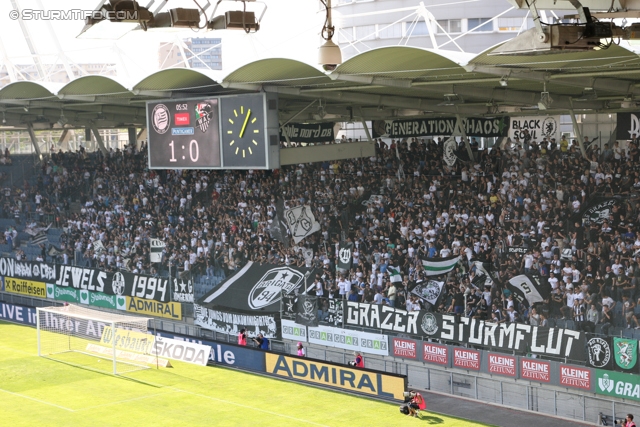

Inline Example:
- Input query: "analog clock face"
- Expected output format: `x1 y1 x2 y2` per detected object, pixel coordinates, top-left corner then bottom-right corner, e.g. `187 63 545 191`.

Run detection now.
220 94 267 168
226 105 260 159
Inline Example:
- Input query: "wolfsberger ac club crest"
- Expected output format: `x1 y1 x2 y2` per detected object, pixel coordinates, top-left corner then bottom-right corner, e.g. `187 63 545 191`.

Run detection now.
248 267 304 309
614 338 638 370
587 337 611 368
420 312 439 335
599 373 615 393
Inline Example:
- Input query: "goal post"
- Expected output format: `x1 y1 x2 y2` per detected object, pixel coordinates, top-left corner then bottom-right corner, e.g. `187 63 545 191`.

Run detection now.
36 304 154 375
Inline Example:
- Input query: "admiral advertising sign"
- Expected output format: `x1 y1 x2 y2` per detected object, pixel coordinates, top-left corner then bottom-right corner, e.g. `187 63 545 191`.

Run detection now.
422 343 449 366
453 348 480 371
487 353 516 377
520 359 550 382
125 297 182 320
391 338 418 359
559 365 592 391
265 354 407 400
596 370 640 402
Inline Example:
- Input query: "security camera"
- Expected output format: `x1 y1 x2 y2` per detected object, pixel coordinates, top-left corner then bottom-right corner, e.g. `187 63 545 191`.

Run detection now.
318 39 342 72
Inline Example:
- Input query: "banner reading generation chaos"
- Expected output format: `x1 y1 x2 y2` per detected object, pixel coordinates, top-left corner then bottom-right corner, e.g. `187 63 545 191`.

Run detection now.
371 116 509 139
0 257 193 303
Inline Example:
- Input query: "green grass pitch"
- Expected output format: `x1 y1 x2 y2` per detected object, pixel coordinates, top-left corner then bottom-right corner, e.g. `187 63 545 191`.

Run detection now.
0 321 491 427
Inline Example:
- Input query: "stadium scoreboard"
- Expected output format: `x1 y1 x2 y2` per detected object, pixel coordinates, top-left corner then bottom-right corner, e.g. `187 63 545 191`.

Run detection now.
146 93 280 169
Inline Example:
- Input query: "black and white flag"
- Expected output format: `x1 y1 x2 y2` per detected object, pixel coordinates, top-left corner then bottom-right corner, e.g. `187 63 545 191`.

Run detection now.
295 295 319 327
337 242 353 271
284 205 321 244
150 238 166 263
173 277 194 303
411 280 444 305
506 274 550 309
269 198 290 248
25 223 51 237
443 136 457 166
30 232 48 245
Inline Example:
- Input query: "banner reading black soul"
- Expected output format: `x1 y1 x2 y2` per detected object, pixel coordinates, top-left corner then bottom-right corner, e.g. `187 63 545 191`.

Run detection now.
343 302 585 360
371 116 509 139
284 295 342 326
280 122 335 143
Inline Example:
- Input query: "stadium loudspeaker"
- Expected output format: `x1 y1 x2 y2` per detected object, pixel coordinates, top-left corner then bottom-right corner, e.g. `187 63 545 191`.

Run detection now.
128 128 136 145
85 128 91 141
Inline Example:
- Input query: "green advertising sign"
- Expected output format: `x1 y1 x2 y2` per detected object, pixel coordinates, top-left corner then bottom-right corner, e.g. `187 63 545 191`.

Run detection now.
47 283 79 303
596 370 640 401
613 338 638 371
48 284 125 310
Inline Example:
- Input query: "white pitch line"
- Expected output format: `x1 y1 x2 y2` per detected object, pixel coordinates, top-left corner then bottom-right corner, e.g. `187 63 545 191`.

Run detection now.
171 388 331 427
75 392 168 411
0 387 74 412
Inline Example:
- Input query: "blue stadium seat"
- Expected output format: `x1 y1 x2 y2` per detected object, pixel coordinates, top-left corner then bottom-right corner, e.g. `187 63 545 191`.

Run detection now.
564 320 576 330
555 319 566 329
546 318 556 328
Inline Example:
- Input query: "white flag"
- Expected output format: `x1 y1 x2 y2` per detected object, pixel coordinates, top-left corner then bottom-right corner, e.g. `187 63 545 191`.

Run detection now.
284 206 321 244
150 238 166 263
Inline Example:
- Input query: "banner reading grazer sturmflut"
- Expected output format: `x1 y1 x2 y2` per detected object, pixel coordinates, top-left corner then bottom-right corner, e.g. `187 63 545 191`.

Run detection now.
344 303 585 360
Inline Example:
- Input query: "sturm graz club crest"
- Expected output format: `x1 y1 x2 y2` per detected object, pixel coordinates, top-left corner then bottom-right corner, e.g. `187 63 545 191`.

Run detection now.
415 281 442 303
248 267 304 309
420 312 439 335
195 102 213 133
152 104 170 134
112 272 125 296
587 337 611 368
598 373 615 393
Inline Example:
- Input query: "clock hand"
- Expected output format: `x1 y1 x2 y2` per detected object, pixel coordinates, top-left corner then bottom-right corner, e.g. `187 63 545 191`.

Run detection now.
239 109 252 138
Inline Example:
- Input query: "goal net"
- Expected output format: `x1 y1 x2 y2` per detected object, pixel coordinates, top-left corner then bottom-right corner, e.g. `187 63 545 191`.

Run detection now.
37 304 154 375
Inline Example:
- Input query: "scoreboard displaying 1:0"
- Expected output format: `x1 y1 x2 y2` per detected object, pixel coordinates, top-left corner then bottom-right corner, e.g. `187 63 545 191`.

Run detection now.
146 93 279 170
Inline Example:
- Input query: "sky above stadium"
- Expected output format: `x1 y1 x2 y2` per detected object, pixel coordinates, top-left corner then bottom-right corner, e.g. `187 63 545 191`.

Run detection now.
0 0 323 83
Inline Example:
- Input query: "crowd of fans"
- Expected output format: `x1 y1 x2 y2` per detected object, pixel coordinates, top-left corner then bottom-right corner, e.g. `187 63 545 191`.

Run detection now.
3 133 640 334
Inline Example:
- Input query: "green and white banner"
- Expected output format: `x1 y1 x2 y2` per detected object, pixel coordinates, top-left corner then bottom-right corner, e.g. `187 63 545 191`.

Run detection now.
613 337 638 371
420 255 460 277
47 283 125 310
596 370 640 401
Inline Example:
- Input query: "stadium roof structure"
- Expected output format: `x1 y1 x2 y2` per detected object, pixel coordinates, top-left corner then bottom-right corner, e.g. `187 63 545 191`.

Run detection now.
1 43 640 130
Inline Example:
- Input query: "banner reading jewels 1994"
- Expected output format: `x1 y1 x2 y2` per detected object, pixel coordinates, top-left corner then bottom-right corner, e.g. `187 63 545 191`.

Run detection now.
0 257 182 303
343 302 585 360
